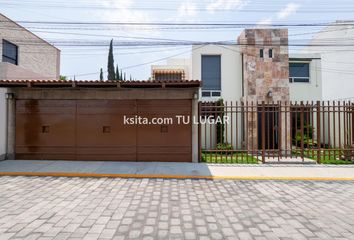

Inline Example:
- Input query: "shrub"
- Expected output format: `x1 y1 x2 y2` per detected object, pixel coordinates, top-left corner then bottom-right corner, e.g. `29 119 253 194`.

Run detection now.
216 143 233 151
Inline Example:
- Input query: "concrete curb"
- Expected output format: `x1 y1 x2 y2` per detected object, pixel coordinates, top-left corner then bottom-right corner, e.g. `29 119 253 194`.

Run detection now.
1 171 354 181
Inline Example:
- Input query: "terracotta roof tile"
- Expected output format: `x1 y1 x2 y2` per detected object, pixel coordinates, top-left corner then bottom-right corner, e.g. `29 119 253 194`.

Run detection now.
0 79 201 88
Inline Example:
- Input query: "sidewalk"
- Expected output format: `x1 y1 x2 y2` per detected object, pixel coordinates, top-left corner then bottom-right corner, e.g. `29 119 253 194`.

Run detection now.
0 160 354 180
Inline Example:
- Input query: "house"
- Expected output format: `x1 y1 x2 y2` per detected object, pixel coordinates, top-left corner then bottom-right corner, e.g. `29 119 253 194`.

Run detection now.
151 59 191 81
151 24 354 102
151 27 353 159
0 13 60 160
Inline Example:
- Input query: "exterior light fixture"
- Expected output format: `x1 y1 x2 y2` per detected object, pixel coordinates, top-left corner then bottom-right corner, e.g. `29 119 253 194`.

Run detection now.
267 90 273 98
194 92 199 100
5 93 14 99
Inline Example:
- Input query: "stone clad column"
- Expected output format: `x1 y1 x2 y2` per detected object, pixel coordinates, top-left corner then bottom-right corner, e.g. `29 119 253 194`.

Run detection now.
238 29 291 153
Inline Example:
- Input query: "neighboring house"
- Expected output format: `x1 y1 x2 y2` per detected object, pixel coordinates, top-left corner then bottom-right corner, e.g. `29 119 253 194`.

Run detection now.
151 27 353 152
301 21 354 101
151 59 191 81
0 13 60 160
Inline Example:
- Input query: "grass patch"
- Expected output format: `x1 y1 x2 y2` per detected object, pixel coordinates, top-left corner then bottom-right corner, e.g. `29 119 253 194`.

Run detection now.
293 149 354 165
201 153 259 164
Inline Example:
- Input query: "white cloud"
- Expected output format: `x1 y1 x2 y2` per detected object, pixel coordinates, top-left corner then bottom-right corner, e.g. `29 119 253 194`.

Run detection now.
96 0 158 35
277 3 300 19
178 1 198 17
256 2 300 28
257 17 272 26
206 0 249 13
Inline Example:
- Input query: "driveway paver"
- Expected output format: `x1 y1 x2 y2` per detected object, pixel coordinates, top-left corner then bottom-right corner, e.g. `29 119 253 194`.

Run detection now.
0 176 354 240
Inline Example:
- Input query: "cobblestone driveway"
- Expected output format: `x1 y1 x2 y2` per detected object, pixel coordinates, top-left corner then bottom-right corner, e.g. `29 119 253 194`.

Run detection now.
0 177 354 240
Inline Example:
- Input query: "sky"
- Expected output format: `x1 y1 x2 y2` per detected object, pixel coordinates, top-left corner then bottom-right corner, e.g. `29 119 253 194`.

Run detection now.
1 0 354 80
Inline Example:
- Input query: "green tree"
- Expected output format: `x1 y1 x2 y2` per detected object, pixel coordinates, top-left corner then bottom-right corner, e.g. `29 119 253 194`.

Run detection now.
115 64 120 80
124 72 126 81
99 68 103 80
59 75 67 81
120 70 123 81
107 39 115 80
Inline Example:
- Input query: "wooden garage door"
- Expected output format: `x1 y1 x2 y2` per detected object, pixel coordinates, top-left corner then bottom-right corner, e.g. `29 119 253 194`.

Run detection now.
15 99 192 162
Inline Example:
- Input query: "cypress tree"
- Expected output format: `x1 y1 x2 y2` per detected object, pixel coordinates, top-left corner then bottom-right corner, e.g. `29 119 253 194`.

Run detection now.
100 68 103 80
107 39 115 80
120 70 123 81
115 65 119 80
124 72 126 81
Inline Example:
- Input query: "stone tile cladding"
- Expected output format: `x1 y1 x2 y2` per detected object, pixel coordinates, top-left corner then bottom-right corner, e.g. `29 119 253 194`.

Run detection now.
237 29 290 151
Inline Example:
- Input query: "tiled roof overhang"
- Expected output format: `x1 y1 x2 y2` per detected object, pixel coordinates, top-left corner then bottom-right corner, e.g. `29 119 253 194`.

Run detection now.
153 69 185 74
0 80 201 88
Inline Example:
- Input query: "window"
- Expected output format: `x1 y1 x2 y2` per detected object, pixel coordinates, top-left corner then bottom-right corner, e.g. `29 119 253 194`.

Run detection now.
202 55 221 92
289 62 310 83
2 40 18 65
269 49 273 58
260 49 264 58
202 91 211 97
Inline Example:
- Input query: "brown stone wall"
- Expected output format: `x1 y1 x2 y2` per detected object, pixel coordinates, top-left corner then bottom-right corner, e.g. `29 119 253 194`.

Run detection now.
238 29 291 151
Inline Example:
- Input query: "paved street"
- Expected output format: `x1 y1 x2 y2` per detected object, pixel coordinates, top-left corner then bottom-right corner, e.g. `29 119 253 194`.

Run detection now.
0 177 354 240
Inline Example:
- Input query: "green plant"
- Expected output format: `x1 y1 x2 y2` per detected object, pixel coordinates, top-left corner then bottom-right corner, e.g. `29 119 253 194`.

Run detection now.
340 144 354 161
303 124 314 139
216 143 233 151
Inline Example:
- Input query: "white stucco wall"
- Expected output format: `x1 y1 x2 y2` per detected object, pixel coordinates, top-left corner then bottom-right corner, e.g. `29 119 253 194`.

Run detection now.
320 52 354 100
289 54 322 102
192 45 243 102
192 45 243 149
302 21 354 101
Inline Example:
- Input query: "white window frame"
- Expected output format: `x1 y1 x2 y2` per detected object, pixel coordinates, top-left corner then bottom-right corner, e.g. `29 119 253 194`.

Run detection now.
201 54 222 99
289 61 311 84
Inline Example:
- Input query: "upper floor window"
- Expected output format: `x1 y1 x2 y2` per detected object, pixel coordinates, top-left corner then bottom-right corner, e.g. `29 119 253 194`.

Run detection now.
260 49 264 58
289 62 310 83
269 49 273 58
2 40 18 65
202 55 221 91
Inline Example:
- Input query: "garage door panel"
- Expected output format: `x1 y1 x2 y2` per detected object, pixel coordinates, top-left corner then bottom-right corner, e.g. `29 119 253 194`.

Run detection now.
76 115 136 146
76 100 137 161
15 100 76 160
137 124 191 146
77 100 136 114
16 100 76 114
137 99 191 114
137 100 192 162
16 147 76 160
